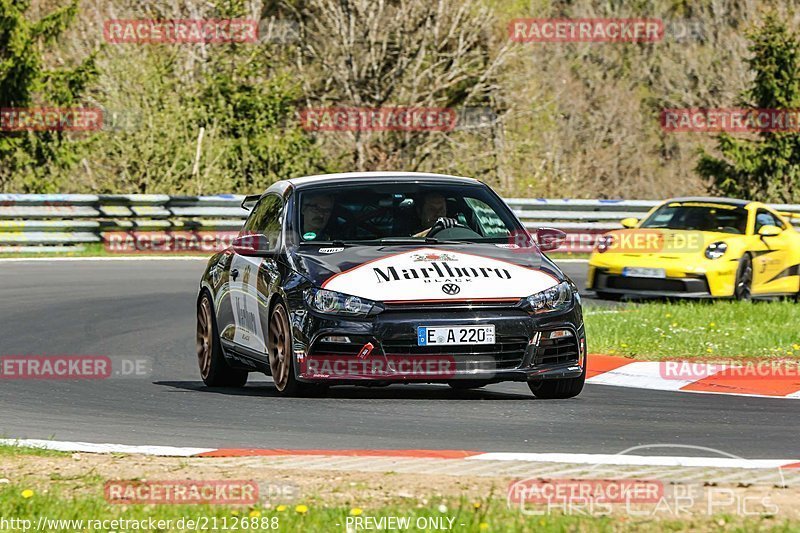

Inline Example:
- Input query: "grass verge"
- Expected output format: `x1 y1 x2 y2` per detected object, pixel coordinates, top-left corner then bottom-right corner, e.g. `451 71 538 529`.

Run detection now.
0 243 210 259
585 301 800 360
0 482 797 532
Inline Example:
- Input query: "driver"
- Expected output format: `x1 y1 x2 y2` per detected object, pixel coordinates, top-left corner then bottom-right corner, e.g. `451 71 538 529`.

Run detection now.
301 193 335 240
412 193 459 237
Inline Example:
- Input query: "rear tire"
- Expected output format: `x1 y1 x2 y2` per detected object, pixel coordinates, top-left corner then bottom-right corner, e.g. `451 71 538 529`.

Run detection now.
734 254 753 301
528 370 585 399
197 293 248 387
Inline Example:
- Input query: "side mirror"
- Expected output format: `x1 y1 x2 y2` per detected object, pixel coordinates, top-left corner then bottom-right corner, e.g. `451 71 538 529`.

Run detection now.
621 217 639 229
535 228 567 252
758 224 782 238
232 234 272 256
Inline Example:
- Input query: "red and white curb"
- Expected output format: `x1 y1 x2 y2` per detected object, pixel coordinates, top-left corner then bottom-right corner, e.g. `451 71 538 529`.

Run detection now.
2 439 800 470
586 354 800 399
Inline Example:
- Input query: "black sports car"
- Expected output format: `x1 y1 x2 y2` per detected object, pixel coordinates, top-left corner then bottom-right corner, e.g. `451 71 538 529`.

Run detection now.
196 172 586 398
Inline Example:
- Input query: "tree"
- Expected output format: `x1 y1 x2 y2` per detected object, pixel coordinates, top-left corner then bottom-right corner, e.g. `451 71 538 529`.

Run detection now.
697 13 800 203
271 0 512 175
0 0 98 192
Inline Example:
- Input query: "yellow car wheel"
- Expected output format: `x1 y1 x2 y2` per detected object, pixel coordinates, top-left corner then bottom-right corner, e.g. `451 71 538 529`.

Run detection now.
734 254 753 301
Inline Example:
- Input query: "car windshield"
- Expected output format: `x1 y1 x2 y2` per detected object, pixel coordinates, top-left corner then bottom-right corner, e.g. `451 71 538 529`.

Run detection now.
295 182 522 244
639 202 749 234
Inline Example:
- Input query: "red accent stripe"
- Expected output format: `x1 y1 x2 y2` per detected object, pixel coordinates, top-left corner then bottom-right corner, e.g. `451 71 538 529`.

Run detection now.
586 354 635 378
195 449 482 459
782 462 800 469
681 370 800 397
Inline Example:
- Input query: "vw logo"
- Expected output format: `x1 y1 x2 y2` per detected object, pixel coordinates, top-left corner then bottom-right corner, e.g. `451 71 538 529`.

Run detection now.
442 283 461 295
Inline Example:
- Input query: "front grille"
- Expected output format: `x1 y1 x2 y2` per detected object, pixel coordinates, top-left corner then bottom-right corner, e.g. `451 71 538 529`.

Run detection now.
593 269 711 294
606 277 686 292
533 334 579 366
380 337 528 370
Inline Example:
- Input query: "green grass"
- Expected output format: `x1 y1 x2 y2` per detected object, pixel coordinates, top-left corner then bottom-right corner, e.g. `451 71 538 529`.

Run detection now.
0 482 797 532
0 443 70 458
585 301 800 360
0 243 210 259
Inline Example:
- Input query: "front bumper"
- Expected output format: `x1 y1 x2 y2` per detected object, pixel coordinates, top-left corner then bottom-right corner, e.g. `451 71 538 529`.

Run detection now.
591 269 713 298
588 256 738 298
289 302 586 385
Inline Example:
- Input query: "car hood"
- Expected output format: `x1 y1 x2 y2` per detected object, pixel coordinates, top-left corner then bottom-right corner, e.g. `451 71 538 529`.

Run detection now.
288 244 565 303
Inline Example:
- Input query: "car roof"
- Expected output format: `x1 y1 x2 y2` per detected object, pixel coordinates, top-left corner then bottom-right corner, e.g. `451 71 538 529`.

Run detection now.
663 197 751 207
265 171 481 195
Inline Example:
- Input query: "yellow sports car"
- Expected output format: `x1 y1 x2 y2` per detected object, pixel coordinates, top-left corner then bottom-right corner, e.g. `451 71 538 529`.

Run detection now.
587 197 800 300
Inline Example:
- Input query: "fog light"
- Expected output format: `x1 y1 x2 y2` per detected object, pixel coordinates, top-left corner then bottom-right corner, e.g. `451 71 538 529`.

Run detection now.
321 335 352 344
544 329 573 340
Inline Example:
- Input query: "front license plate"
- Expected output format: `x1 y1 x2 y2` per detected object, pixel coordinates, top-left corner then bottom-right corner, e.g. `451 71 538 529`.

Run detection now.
417 325 495 346
622 267 666 278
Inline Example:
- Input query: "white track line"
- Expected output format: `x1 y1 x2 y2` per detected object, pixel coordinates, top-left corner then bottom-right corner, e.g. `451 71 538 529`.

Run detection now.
467 453 797 470
2 439 798 469
0 438 213 456
586 361 696 391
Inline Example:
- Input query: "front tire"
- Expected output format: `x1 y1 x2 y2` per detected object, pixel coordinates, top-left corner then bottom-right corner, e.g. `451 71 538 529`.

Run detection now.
528 371 585 399
197 293 248 387
267 301 326 397
734 254 753 301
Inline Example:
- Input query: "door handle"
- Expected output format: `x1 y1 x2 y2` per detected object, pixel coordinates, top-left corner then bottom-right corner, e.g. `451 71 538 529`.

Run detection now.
231 269 239 281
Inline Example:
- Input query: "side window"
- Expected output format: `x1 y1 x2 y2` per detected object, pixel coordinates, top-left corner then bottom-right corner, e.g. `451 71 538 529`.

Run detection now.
754 209 783 232
464 197 510 237
241 195 283 250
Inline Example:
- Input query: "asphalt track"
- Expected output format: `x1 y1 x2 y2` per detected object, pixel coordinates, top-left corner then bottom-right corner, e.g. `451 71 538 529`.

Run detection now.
0 259 797 458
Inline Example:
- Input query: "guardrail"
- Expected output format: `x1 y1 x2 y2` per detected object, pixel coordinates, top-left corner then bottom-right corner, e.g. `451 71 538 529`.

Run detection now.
1 194 798 253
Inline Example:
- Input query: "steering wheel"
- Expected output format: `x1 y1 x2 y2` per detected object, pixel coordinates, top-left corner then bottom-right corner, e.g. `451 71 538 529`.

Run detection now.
426 217 470 237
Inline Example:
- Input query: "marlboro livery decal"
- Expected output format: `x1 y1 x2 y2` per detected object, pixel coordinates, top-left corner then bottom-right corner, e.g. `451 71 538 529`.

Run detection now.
321 248 557 302
230 255 267 353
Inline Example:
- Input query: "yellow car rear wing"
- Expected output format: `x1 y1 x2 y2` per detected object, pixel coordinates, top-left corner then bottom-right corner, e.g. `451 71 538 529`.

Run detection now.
778 211 800 221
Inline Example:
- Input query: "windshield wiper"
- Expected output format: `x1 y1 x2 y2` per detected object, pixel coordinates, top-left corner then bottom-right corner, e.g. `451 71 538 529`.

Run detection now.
378 237 468 245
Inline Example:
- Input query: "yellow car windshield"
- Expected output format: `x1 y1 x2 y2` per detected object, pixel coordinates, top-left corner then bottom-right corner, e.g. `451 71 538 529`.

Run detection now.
640 203 748 234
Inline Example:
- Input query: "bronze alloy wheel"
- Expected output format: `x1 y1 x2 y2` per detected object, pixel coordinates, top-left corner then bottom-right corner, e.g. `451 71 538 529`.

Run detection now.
196 295 213 380
267 303 292 391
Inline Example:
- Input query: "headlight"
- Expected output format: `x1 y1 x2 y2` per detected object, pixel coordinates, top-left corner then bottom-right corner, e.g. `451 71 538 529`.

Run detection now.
524 281 573 313
596 235 614 253
303 288 383 317
705 242 728 260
